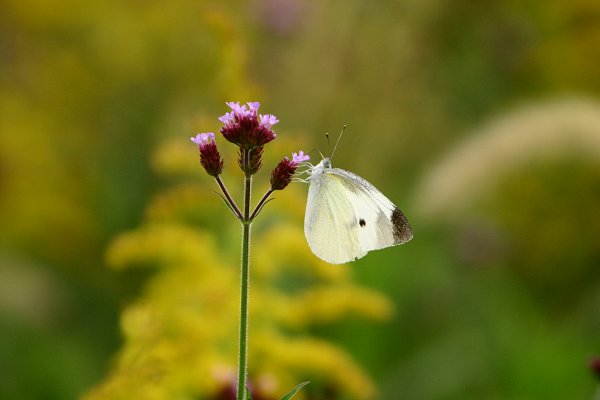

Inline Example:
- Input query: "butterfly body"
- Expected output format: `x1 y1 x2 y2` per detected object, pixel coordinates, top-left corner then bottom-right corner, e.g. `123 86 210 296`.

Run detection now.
304 158 412 264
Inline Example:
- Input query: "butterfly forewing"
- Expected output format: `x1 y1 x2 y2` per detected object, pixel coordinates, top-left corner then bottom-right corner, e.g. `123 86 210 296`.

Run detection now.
304 171 366 264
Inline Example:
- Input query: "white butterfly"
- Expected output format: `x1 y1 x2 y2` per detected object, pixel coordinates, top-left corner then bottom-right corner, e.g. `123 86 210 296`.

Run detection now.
303 156 413 264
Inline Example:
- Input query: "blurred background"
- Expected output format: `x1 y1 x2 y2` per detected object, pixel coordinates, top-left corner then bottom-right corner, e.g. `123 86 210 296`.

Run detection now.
1 0 600 399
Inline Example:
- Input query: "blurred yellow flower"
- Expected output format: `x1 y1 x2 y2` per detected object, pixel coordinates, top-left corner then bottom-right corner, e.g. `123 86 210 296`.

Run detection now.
84 137 393 400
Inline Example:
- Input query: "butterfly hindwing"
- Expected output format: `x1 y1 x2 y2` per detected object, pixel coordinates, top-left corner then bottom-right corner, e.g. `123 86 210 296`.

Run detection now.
330 168 413 251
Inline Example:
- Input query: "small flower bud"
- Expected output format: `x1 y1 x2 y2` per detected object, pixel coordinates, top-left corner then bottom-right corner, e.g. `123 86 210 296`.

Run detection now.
270 150 310 190
219 101 277 149
238 146 264 176
191 132 224 176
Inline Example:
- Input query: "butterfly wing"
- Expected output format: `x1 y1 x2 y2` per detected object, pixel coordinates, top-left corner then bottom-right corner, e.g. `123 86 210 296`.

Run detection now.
304 171 366 264
329 168 412 252
304 168 412 264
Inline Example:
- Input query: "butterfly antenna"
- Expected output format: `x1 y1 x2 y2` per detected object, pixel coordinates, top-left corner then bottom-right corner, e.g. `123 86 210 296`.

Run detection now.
330 124 347 160
305 148 322 160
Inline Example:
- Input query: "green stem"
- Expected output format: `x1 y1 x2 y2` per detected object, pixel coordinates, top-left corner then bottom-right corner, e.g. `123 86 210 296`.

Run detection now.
249 188 274 221
237 151 252 400
215 175 243 220
237 222 250 399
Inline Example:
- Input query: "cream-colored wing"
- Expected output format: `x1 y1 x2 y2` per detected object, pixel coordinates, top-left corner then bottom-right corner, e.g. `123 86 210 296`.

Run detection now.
330 168 412 252
304 172 366 264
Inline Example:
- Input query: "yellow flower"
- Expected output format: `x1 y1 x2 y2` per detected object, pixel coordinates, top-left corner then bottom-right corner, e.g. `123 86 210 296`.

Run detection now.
84 137 393 400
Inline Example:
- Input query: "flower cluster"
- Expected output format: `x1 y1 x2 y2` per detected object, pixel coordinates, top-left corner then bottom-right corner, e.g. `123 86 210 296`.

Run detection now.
219 102 278 150
270 151 310 190
192 102 308 187
86 214 387 400
191 132 223 177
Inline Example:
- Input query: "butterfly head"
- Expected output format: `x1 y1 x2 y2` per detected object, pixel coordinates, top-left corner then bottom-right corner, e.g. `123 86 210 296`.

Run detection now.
307 157 332 178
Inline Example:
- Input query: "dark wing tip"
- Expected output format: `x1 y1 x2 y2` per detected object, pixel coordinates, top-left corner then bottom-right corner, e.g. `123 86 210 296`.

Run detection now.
391 207 413 244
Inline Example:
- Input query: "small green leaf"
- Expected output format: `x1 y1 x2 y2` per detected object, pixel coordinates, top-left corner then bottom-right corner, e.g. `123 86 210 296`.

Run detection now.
280 381 310 400
246 386 253 400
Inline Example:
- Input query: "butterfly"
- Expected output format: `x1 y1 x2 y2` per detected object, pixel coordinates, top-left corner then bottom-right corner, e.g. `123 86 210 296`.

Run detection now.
302 131 413 264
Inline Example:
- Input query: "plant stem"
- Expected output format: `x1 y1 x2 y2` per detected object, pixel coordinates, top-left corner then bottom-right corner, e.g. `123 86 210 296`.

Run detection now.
237 151 252 400
249 188 274 221
237 222 250 400
216 175 243 219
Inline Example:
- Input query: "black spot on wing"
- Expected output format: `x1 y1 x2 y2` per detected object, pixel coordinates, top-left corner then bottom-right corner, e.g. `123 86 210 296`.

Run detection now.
391 207 413 244
359 218 366 227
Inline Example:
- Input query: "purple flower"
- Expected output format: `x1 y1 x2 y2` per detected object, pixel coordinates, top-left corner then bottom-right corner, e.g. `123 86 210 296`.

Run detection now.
191 132 215 146
259 114 279 129
219 101 277 149
218 111 234 124
291 150 309 165
247 101 260 112
226 101 248 114
191 132 224 176
270 150 310 190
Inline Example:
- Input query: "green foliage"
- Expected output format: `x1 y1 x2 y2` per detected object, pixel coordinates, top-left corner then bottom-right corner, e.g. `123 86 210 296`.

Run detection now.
2 0 600 399
280 381 310 400
0 0 255 398
83 138 392 400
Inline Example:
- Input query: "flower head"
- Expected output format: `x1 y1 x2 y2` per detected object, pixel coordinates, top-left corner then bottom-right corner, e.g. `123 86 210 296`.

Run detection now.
191 132 224 176
270 150 310 190
219 102 277 149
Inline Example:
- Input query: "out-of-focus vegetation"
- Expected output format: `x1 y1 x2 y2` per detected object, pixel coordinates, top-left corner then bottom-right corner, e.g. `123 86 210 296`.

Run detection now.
1 0 599 399
84 138 392 400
